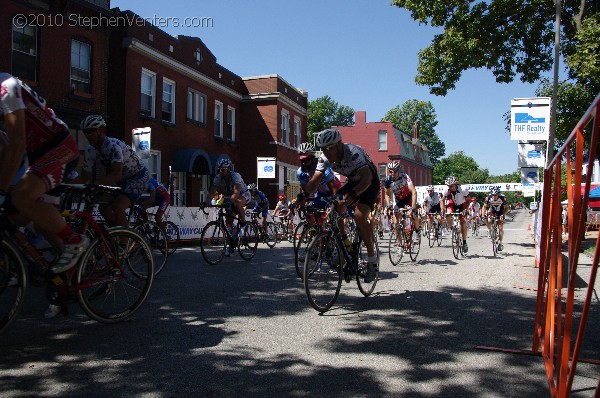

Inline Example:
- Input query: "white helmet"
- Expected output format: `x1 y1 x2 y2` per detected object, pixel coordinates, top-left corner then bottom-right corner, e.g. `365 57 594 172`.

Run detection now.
315 128 342 149
247 183 257 190
427 185 434 191
217 158 232 170
387 161 400 171
297 142 315 155
80 115 106 130
445 176 458 185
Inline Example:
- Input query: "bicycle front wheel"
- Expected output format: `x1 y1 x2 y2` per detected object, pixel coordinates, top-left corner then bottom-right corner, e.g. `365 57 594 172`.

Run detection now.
264 222 278 249
409 227 421 261
388 226 404 266
304 232 343 313
238 222 259 261
165 221 180 255
76 227 154 323
200 221 227 265
491 225 498 257
295 224 321 279
451 228 460 259
356 233 379 296
0 239 27 334
134 221 168 275
293 221 308 252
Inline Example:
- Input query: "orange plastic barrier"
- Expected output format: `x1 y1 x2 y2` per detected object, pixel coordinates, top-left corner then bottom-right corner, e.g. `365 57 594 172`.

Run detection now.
533 92 600 397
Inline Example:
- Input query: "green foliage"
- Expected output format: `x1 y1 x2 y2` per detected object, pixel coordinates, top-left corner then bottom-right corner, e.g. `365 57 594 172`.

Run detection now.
307 96 354 144
391 0 600 96
432 151 489 184
381 100 446 164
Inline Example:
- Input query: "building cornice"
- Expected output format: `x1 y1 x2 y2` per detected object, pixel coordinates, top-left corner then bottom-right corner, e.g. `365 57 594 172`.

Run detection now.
243 92 307 115
123 37 243 101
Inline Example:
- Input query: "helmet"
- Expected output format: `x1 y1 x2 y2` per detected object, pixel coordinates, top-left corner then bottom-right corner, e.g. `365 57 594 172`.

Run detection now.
427 185 434 191
387 161 400 171
297 142 315 156
278 194 287 201
315 128 342 149
216 158 232 170
445 176 458 185
490 186 501 195
247 183 257 190
471 197 477 202
80 115 106 130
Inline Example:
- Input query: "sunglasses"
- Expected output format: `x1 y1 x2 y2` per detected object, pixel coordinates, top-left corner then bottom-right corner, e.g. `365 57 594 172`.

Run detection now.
83 129 97 136
219 167 229 172
321 144 336 152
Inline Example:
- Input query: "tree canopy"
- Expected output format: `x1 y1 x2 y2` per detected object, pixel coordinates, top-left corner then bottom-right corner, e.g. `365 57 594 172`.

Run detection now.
391 0 600 96
307 96 354 144
381 100 446 164
432 151 489 185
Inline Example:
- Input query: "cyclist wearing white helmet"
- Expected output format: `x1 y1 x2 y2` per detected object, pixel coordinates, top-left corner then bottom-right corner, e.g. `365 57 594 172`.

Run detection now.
422 185 443 236
74 114 150 228
482 186 508 251
383 161 421 237
443 175 470 253
303 128 380 283
210 158 250 231
296 142 340 207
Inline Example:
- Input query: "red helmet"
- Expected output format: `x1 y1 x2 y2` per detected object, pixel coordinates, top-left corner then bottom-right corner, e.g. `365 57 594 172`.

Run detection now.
471 197 477 202
278 194 287 201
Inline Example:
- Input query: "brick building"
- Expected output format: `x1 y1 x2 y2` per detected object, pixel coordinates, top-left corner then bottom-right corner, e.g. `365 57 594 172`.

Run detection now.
336 111 433 201
2 0 112 153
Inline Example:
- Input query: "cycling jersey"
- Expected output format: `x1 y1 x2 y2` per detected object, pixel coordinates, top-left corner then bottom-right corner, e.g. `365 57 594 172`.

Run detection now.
383 173 413 200
315 143 377 183
212 171 248 197
423 192 441 207
297 162 340 198
484 194 507 215
274 200 290 214
469 202 481 215
249 190 269 217
444 186 469 206
148 178 169 211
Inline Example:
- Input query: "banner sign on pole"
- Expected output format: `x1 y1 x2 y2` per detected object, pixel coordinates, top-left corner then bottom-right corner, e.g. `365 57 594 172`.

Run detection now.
257 157 276 178
132 127 151 159
522 183 537 197
510 97 551 141
521 167 540 183
518 142 546 167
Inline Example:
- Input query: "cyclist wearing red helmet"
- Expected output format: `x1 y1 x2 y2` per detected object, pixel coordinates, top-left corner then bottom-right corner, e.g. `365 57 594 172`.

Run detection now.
274 193 292 225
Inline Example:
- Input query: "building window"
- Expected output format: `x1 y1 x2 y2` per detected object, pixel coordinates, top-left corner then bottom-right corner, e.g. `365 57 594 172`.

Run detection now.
294 116 301 147
187 89 206 124
378 130 387 151
214 101 223 138
281 110 290 145
378 163 387 180
162 78 175 123
227 106 236 141
140 69 156 118
70 40 91 93
12 16 37 82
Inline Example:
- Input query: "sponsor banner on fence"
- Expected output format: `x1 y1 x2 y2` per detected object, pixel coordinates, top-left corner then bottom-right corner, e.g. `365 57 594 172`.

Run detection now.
416 183 540 203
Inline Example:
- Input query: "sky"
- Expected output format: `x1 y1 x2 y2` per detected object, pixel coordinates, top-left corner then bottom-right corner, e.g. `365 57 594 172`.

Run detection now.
110 0 549 176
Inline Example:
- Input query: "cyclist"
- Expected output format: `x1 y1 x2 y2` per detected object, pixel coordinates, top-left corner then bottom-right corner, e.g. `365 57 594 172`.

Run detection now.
468 197 482 230
140 176 170 232
443 176 470 253
384 161 420 243
0 73 89 276
210 156 249 219
301 128 380 283
74 115 150 228
482 186 508 251
423 185 443 238
247 183 269 232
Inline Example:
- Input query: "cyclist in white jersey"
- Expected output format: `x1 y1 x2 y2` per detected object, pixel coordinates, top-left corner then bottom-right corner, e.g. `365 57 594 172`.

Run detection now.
383 161 420 240
302 128 380 283
422 185 443 237
443 176 470 253
482 186 508 251
210 158 251 228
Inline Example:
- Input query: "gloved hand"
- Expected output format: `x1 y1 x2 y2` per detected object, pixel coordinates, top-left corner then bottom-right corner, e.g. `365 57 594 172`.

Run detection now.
253 207 261 217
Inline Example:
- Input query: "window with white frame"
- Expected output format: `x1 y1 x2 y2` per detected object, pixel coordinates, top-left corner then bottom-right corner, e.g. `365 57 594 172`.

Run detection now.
293 116 301 147
378 163 387 180
378 130 387 151
187 89 206 124
140 69 156 117
12 16 37 82
214 101 223 138
162 78 175 123
281 110 290 145
227 106 235 141
70 40 91 93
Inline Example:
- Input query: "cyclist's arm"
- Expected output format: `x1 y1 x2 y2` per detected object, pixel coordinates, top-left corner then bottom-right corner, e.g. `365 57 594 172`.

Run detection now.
231 184 241 201
303 170 324 196
325 179 338 195
384 188 393 208
71 169 92 184
0 109 26 192
142 189 156 209
408 184 417 208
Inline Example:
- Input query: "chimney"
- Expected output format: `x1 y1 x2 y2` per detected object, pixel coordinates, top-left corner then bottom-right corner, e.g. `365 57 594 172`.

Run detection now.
355 111 366 125
413 120 419 139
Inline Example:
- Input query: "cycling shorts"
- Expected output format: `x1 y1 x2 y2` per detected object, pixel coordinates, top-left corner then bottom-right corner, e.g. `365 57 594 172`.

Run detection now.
393 196 412 211
153 189 170 213
26 135 79 192
428 204 441 214
339 176 380 212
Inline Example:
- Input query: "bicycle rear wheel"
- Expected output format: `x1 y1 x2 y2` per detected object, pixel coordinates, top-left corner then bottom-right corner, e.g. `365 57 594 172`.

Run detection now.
295 224 321 279
451 228 460 259
388 226 404 266
76 227 154 323
409 227 421 261
165 221 180 255
264 222 277 249
134 221 168 276
293 221 308 252
304 232 343 313
238 223 259 261
0 239 27 334
200 221 227 265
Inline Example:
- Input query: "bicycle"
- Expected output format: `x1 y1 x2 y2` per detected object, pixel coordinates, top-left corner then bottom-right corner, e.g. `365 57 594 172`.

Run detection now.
273 215 295 243
448 211 466 259
249 211 277 248
128 204 169 276
303 196 379 313
199 204 259 265
388 207 421 265
488 213 502 257
0 184 154 333
294 203 331 279
427 212 443 248
471 215 481 237
139 207 181 255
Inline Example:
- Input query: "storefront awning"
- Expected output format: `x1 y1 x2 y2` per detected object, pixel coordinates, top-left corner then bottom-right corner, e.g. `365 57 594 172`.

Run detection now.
171 149 213 174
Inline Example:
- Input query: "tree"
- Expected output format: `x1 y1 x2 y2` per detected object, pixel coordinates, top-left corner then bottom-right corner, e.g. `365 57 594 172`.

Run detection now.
391 0 600 96
307 96 354 144
432 151 489 185
381 100 446 164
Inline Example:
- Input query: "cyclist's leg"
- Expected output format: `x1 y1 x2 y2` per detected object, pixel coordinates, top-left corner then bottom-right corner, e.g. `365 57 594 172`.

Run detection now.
354 203 375 257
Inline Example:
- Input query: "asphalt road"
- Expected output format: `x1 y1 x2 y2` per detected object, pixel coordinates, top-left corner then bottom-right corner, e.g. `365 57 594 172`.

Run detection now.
1 209 598 397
